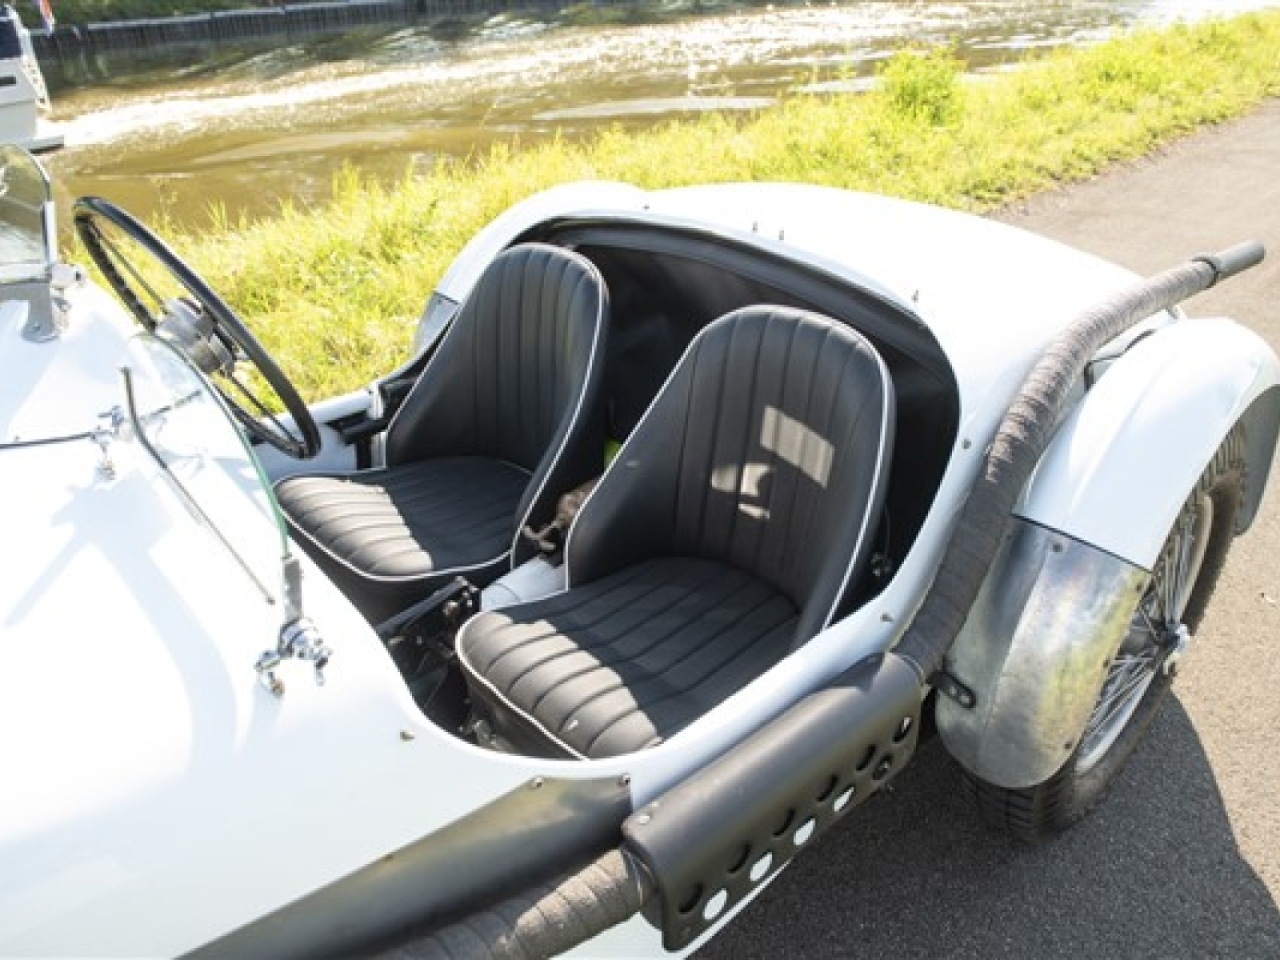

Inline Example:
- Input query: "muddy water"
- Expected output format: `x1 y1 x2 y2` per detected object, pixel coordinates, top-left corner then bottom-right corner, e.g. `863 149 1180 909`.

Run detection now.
42 0 1280 230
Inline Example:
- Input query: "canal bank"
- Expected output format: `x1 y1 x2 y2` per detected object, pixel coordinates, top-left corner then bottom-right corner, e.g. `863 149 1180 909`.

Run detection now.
116 9 1278 403
43 0 1280 235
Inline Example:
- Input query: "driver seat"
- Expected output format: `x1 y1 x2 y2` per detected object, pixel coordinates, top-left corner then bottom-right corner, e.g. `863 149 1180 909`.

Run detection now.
275 243 609 623
456 305 895 758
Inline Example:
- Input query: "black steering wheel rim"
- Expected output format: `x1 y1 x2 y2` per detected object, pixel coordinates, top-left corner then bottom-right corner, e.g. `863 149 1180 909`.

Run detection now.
73 196 321 460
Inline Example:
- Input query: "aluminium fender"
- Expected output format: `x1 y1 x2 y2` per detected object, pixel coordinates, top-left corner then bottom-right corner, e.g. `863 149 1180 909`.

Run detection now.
936 318 1280 790
936 520 1147 788
1016 317 1280 569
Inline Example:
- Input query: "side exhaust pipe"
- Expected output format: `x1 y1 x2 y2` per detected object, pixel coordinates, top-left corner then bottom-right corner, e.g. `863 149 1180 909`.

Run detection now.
387 654 921 959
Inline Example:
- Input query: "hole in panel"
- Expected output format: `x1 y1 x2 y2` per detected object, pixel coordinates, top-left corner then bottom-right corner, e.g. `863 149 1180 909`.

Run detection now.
703 889 729 921
815 774 838 802
750 852 773 882
678 884 703 915
793 818 816 846
855 744 877 772
772 808 795 837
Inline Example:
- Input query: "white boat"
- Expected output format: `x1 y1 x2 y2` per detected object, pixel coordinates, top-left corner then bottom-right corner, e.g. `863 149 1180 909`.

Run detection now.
0 5 61 152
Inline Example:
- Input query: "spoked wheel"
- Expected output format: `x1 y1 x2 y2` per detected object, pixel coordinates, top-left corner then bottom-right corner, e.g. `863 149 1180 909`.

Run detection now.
965 427 1245 840
73 196 321 460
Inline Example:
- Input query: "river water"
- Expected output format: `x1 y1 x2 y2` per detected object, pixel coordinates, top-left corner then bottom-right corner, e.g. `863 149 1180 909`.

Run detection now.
41 0 1280 230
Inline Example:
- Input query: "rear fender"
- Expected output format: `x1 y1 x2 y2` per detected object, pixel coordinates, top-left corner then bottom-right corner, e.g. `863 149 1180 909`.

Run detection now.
1018 318 1280 567
936 521 1145 788
937 318 1280 789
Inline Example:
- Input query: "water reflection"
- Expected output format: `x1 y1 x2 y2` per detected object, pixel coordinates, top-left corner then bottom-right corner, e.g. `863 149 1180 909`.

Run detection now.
43 0 1280 230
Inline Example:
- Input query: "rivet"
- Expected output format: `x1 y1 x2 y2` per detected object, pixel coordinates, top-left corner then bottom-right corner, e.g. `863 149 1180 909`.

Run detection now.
636 813 652 826
961 438 972 450
530 777 544 790
880 612 894 623
399 730 416 742
618 774 632 787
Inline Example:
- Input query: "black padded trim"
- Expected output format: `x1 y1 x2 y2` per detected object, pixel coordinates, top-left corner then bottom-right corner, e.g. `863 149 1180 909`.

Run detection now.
385 242 610 561
276 243 610 621
276 458 529 621
277 457 529 580
458 557 799 759
567 305 894 642
460 305 894 758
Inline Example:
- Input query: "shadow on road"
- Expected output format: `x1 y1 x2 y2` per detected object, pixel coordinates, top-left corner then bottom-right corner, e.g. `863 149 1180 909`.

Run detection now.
698 699 1280 959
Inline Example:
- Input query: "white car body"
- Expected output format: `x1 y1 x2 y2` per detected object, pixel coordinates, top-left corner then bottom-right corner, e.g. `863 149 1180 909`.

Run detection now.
1 150 1276 958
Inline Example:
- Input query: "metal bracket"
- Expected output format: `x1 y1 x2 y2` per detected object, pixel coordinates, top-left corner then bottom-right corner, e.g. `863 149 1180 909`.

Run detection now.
256 617 332 697
930 670 976 709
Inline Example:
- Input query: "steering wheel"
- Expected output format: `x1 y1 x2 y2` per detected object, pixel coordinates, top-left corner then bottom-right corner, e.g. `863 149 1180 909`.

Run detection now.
73 196 321 460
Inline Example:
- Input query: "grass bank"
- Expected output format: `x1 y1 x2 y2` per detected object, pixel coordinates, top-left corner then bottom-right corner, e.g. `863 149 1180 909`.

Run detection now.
170 10 1280 400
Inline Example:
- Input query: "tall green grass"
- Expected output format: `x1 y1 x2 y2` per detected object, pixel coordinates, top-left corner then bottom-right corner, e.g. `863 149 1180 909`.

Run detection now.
170 11 1280 400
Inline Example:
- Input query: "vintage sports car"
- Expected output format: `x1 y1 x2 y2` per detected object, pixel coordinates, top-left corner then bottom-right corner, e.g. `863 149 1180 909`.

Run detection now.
2 141 1277 958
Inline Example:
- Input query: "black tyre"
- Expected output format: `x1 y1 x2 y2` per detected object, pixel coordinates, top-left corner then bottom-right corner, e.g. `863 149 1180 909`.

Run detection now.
965 426 1246 841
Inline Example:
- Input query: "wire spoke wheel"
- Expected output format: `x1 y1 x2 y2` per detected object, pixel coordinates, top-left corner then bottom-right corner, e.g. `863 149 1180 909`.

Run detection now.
1075 493 1212 773
964 426 1245 840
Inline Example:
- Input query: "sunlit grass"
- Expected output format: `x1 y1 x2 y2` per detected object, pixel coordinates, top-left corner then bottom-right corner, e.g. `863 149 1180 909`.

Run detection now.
157 11 1280 401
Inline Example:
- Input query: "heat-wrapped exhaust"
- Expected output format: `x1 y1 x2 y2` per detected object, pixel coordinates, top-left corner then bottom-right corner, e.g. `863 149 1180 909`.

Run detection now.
894 242 1265 682
381 849 654 960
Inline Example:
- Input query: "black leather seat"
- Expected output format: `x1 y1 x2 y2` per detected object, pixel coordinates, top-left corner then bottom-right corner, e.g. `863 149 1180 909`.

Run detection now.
456 305 895 759
276 243 609 622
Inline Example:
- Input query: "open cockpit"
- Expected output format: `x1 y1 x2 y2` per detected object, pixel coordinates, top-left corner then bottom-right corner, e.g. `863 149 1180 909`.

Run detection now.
272 219 961 757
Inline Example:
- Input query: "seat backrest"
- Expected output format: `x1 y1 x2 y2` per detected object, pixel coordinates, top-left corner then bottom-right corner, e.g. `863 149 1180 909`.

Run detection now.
386 243 610 560
567 305 894 644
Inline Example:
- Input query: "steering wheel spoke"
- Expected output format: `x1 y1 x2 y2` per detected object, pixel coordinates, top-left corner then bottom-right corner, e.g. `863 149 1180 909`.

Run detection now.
73 197 321 460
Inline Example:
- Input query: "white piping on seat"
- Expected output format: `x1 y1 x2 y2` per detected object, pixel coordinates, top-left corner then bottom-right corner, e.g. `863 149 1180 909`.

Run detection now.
505 253 611 563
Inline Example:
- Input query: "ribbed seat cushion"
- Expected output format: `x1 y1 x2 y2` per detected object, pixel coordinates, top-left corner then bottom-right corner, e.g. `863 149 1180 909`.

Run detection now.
277 456 529 581
274 244 609 625
458 557 799 758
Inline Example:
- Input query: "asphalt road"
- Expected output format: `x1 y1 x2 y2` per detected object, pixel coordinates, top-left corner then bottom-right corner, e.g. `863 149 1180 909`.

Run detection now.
698 100 1280 960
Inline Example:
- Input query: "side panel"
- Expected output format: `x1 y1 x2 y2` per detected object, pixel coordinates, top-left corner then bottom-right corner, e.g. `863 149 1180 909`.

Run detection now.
936 521 1146 788
1017 318 1280 569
